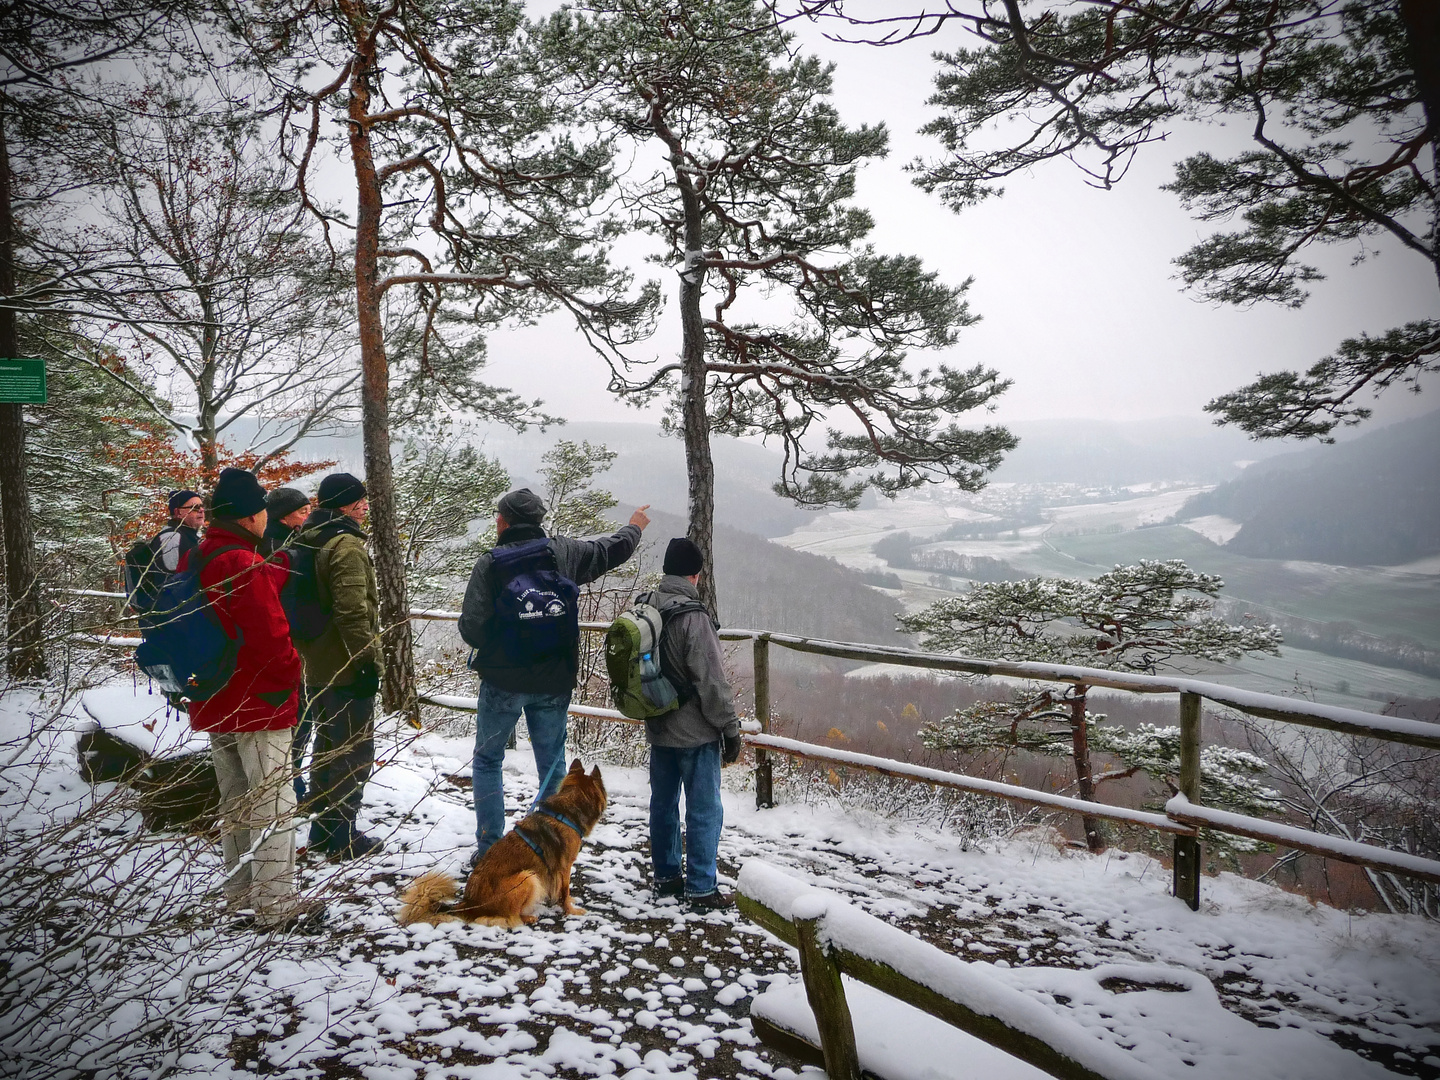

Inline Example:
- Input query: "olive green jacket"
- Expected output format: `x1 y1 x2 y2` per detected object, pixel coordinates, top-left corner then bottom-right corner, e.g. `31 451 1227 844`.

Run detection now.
295 514 381 690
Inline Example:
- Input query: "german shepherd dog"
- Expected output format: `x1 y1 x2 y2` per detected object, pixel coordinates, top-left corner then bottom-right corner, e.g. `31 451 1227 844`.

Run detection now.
398 759 607 928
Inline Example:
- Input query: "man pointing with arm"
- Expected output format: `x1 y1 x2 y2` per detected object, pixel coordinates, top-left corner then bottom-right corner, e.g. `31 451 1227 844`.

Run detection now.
459 489 651 865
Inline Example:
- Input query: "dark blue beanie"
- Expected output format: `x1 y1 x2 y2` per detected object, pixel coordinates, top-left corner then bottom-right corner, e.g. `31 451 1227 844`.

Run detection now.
210 469 267 519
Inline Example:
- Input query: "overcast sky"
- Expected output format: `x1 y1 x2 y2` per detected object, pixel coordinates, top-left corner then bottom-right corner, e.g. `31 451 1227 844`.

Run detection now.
480 6 1438 434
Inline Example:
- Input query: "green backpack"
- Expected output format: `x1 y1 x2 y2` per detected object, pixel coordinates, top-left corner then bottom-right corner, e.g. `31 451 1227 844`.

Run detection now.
605 597 705 720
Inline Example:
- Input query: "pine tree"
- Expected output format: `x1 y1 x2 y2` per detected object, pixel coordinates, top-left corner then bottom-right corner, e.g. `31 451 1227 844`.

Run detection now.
899 560 1283 852
392 418 510 604
555 0 1015 615
795 0 1439 441
222 0 660 720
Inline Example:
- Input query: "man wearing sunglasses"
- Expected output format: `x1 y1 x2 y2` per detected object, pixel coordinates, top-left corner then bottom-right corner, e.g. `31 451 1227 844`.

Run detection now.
156 490 205 572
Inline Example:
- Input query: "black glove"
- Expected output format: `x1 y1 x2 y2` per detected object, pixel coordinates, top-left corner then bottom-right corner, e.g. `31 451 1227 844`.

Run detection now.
722 730 743 766
346 661 381 700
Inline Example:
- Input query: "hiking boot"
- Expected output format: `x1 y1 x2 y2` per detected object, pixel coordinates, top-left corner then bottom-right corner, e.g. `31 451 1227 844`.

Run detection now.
686 889 735 911
653 877 684 900
329 831 385 862
258 898 327 935
306 816 338 855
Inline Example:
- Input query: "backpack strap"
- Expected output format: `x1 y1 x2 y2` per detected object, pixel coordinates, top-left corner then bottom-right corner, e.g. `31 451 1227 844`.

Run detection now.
656 600 710 705
193 544 255 638
314 532 349 610
194 543 251 583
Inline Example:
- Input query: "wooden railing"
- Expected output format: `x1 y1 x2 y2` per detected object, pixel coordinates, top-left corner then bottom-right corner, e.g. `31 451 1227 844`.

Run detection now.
736 859 1153 1080
63 593 1440 908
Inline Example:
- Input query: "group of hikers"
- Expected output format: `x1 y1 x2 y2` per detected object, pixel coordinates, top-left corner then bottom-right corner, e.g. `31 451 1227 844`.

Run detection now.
127 467 743 933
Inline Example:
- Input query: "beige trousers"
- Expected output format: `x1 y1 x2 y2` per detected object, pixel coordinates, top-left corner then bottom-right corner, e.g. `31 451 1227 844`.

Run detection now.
210 728 298 923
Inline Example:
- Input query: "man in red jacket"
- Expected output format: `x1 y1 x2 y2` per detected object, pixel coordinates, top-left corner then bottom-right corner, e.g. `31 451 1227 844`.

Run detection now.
189 468 325 933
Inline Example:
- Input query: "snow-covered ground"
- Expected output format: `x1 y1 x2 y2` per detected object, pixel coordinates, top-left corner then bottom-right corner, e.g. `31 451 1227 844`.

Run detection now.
5 684 1440 1079
1180 515 1244 546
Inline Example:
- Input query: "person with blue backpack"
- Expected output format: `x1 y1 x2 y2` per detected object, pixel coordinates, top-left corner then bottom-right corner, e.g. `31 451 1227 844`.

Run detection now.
458 487 651 865
184 468 324 933
122 490 204 613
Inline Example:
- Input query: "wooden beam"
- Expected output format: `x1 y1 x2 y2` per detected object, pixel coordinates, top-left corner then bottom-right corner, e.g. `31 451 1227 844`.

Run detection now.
1173 692 1203 911
795 913 861 1080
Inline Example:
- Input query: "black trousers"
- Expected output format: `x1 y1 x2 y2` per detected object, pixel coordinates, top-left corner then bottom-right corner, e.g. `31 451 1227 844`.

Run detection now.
305 686 375 828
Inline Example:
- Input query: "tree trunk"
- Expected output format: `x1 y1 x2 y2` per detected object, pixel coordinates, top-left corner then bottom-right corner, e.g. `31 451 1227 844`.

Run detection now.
669 142 718 617
1398 0 1440 292
0 104 45 679
197 289 219 475
1069 688 1104 853
347 46 416 725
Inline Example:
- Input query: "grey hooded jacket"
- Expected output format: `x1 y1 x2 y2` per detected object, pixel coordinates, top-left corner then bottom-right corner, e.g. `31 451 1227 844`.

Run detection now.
643 575 740 749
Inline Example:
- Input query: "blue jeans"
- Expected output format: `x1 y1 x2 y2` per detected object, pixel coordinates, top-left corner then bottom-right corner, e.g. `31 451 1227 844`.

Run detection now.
472 682 571 857
649 741 724 897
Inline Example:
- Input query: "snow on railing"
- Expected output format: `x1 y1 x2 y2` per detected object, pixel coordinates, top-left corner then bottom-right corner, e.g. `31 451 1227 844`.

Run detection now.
736 859 1152 1080
62 590 1440 905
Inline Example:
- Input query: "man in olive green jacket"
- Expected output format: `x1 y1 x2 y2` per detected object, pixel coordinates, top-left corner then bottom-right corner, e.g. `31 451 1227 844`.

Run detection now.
294 472 385 860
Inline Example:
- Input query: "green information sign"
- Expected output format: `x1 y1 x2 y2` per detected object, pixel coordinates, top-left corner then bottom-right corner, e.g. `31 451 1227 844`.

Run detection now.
0 358 46 404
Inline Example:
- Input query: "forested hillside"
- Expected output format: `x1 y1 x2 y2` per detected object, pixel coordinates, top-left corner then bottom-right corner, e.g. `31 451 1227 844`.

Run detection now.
1178 410 1440 566
640 509 903 647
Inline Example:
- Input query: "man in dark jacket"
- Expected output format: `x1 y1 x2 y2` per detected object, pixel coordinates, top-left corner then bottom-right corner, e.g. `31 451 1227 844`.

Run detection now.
156 489 205 569
263 487 311 555
263 485 314 799
458 488 650 861
293 472 385 860
643 538 742 910
188 468 324 932
125 490 205 614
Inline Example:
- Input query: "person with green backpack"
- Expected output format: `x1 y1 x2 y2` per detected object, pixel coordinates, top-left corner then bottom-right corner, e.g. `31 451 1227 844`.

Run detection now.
612 538 742 910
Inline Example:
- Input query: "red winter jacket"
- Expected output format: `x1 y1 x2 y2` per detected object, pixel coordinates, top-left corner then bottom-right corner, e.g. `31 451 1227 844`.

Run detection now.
185 523 302 733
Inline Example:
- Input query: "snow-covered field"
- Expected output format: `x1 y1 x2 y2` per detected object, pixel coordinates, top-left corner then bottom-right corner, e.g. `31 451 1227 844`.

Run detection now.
5 684 1440 1079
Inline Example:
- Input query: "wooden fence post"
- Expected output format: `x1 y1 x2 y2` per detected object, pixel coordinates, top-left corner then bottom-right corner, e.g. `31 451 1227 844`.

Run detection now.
794 912 861 1080
1173 691 1202 910
754 635 774 809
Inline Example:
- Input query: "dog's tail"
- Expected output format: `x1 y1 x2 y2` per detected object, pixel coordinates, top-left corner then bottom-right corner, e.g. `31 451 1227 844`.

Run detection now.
397 870 462 926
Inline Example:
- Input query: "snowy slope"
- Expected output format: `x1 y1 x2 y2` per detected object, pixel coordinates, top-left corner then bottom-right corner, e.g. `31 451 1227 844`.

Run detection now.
4 683 1439 1079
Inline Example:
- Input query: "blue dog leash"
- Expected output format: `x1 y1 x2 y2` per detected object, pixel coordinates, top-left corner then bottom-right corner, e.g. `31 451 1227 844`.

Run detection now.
508 755 578 857
529 753 565 814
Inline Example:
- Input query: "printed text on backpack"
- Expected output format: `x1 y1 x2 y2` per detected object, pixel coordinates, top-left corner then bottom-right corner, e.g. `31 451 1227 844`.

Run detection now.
486 538 580 666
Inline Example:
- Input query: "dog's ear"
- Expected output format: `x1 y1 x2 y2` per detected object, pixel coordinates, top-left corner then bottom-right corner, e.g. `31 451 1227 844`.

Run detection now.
590 765 603 782
568 758 584 775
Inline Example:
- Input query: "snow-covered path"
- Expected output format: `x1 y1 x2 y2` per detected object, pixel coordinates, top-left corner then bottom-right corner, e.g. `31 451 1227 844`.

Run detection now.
11 686 1439 1079
171 723 1440 1080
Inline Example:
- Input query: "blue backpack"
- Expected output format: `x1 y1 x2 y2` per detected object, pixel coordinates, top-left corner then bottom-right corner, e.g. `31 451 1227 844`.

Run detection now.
484 538 580 665
134 544 246 701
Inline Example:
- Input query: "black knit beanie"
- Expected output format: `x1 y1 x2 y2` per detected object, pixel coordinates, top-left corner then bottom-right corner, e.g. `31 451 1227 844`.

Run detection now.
663 537 704 576
317 472 367 510
210 468 267 519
